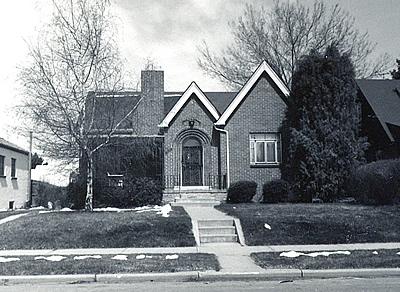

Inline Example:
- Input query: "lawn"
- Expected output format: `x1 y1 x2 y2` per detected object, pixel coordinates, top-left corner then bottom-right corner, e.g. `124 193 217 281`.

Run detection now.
216 203 400 245
0 206 196 249
0 211 30 221
0 212 15 221
251 249 400 269
0 253 219 275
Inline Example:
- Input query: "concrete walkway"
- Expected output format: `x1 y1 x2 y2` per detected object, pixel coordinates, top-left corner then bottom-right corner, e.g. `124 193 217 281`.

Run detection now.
181 205 264 272
183 206 231 220
199 243 265 273
0 213 29 225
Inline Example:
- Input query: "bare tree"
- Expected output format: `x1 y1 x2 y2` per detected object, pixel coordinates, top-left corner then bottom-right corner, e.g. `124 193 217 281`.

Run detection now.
19 0 140 211
198 0 391 89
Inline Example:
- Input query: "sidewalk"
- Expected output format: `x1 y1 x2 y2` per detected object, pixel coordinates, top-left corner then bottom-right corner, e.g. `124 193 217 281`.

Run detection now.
0 241 399 284
0 205 399 283
0 242 399 257
1 201 399 274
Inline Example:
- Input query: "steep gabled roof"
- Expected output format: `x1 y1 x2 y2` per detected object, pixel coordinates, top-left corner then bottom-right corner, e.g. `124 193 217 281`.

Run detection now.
0 137 29 155
357 79 400 142
164 92 236 116
215 61 290 126
87 92 142 131
159 82 220 128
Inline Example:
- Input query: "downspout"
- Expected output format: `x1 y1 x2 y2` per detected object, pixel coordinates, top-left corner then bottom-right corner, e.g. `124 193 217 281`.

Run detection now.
27 131 32 207
214 125 230 188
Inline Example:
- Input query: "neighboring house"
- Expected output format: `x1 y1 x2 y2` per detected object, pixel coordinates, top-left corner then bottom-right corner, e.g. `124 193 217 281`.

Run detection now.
357 80 400 161
88 61 289 201
0 137 30 209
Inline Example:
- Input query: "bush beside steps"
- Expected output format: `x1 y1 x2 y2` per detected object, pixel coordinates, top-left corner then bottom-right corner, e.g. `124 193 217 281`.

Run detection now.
226 180 257 203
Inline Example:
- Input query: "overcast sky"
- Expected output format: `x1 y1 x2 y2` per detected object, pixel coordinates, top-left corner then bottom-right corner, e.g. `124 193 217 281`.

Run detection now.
0 0 399 184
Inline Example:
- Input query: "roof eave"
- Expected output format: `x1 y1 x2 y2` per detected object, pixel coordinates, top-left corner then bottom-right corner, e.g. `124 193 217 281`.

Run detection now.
0 143 29 156
159 82 220 128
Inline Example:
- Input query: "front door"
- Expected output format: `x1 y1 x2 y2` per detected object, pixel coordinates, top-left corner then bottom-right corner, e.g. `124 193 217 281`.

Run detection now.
182 138 203 186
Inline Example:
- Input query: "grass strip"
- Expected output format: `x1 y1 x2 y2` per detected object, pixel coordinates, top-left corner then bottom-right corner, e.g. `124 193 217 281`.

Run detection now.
0 253 219 276
251 249 400 269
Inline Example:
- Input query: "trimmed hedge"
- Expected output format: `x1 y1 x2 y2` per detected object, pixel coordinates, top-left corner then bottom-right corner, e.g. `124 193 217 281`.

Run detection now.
32 181 68 208
94 176 162 208
66 178 86 209
262 179 291 203
348 159 400 205
227 181 257 203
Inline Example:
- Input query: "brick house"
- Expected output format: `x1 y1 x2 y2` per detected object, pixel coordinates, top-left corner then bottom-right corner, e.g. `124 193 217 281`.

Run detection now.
0 138 30 209
356 79 400 161
90 61 289 202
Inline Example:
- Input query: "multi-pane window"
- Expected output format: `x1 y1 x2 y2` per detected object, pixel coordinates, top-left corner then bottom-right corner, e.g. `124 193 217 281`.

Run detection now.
11 158 16 178
107 173 124 188
0 155 4 176
250 133 281 165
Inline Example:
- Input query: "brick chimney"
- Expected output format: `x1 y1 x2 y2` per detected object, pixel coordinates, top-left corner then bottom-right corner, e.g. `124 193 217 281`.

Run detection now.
139 70 164 135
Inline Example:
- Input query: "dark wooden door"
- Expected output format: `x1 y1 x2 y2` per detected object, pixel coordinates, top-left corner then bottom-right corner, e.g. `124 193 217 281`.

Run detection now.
182 146 202 186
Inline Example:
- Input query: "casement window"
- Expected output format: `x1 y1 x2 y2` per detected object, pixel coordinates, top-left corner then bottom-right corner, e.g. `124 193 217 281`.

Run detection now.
107 172 124 188
11 158 16 178
0 155 4 177
250 133 281 165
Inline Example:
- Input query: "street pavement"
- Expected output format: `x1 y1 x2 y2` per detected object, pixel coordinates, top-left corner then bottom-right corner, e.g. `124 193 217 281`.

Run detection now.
1 277 399 291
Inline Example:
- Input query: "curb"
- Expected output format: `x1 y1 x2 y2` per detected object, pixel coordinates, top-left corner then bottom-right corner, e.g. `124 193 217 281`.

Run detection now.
301 268 400 279
0 268 399 285
0 274 95 285
198 269 302 281
96 271 199 283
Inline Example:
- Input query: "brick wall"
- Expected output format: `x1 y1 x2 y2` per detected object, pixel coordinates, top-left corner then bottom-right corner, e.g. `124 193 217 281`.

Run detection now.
225 75 287 195
133 70 164 135
163 96 220 186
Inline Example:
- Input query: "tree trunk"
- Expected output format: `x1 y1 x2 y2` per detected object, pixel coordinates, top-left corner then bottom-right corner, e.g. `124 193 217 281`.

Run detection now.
85 154 93 211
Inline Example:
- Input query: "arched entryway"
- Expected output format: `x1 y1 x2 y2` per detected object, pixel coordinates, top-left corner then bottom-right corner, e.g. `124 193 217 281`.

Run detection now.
182 137 203 186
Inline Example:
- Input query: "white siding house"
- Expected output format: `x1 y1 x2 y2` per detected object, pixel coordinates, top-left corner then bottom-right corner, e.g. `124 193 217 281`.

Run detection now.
0 138 30 209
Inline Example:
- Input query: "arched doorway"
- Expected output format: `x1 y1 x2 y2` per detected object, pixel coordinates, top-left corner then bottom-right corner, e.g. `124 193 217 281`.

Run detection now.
182 137 203 186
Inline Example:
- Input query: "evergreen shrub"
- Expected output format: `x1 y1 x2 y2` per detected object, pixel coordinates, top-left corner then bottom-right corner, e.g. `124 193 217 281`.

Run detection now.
262 179 291 203
348 159 400 205
227 181 257 203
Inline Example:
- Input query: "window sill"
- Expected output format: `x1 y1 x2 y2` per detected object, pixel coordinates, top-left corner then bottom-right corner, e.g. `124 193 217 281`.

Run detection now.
250 164 280 168
0 175 5 178
11 177 17 180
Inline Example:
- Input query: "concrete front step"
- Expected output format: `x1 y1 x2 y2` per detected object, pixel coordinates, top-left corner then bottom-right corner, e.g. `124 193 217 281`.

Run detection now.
199 226 236 235
172 201 220 207
177 196 227 202
198 219 234 227
200 234 238 243
176 196 226 200
164 190 227 203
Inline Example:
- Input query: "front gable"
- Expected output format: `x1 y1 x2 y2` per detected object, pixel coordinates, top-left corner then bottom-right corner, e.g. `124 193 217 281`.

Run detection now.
159 82 219 128
216 61 289 126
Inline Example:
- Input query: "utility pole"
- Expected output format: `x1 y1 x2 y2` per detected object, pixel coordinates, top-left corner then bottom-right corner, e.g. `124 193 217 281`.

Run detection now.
27 131 33 207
